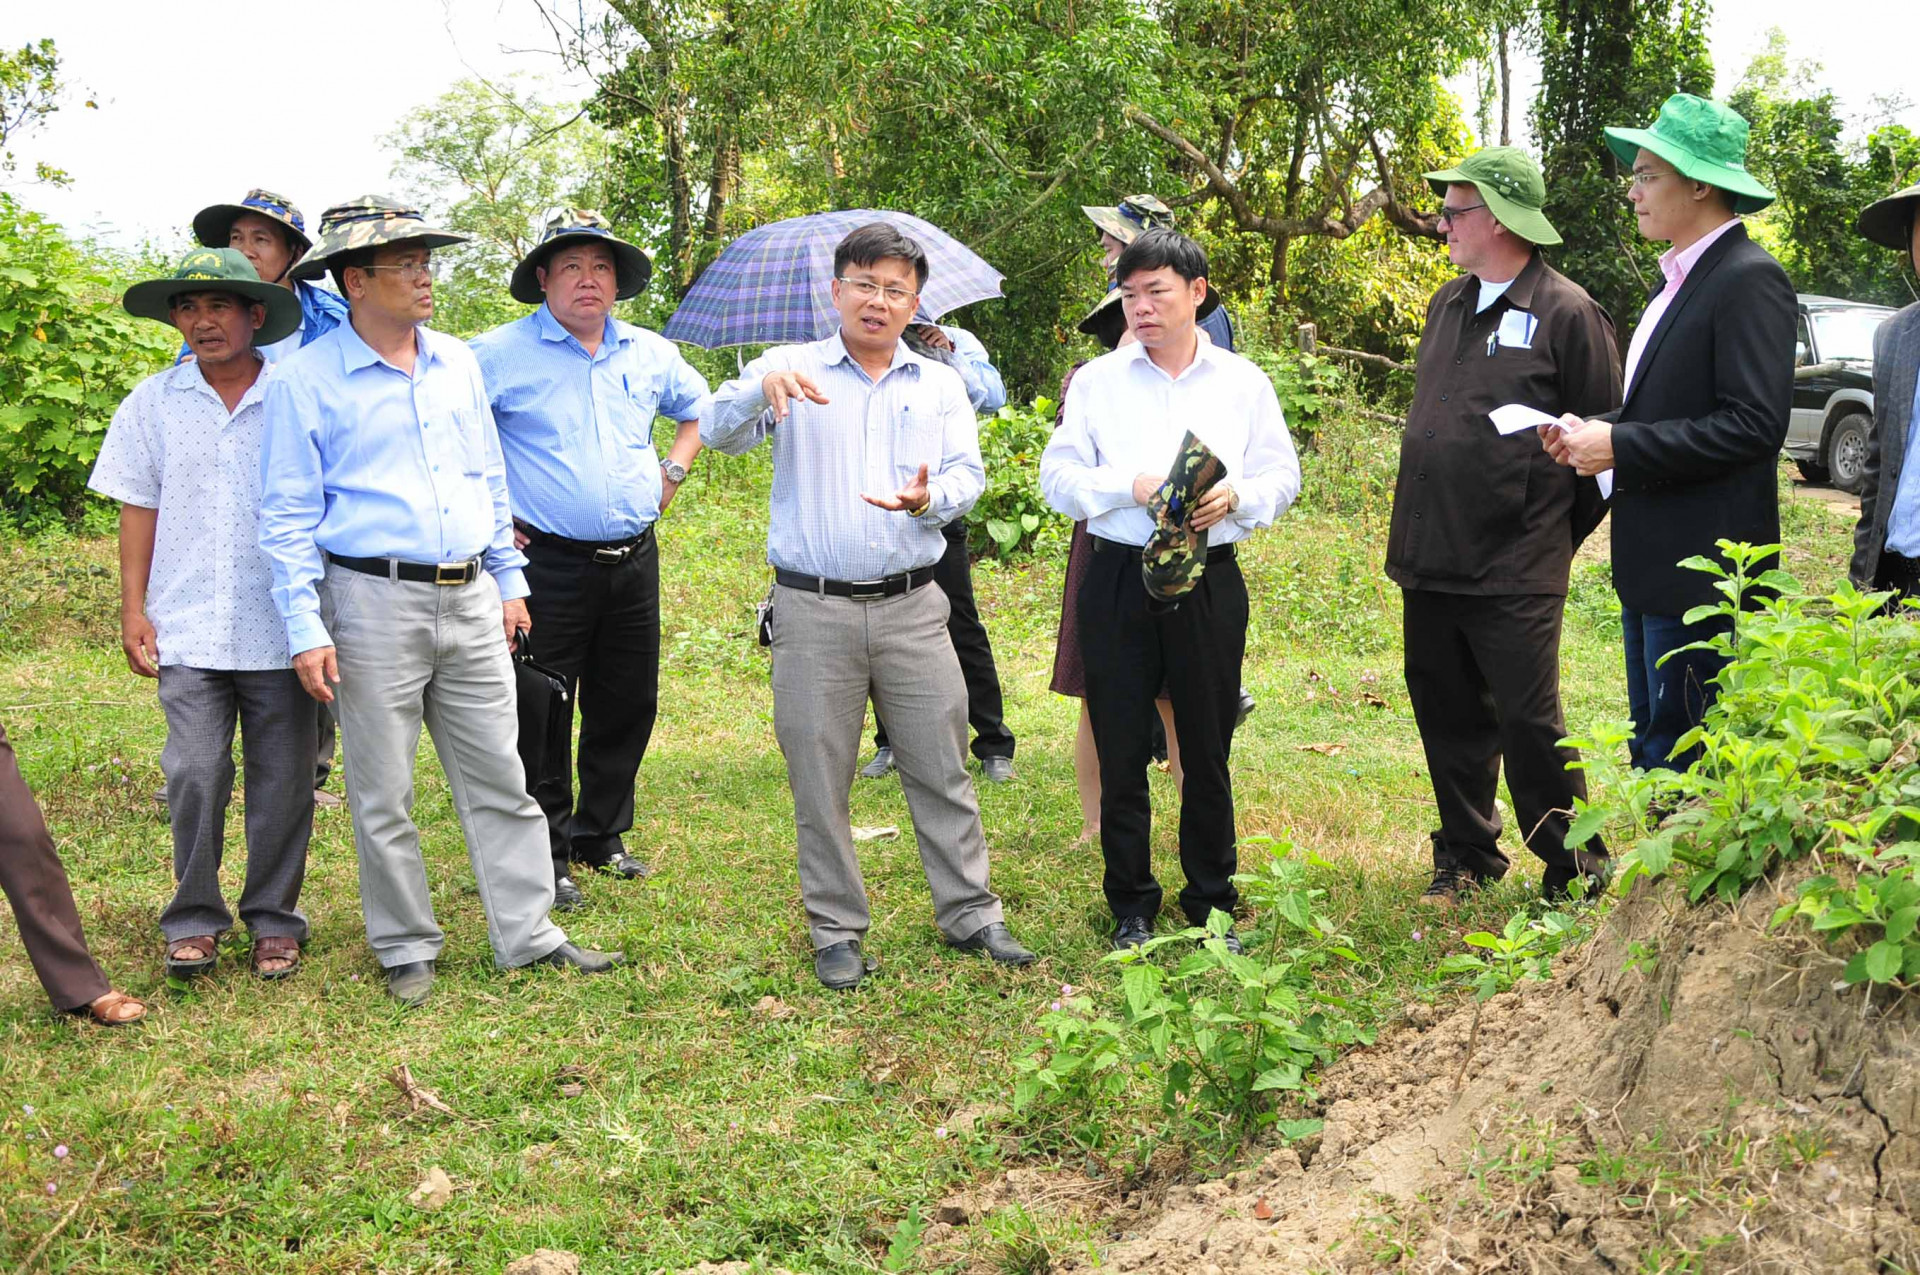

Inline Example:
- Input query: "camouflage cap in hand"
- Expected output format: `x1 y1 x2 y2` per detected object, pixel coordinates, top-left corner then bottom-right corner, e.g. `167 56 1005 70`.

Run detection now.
510 207 653 304
1082 194 1176 245
1142 430 1228 607
287 195 469 282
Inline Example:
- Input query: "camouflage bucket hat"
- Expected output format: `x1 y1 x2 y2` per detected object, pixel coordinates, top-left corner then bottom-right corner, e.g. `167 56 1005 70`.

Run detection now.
122 247 302 347
192 188 312 255
1142 430 1228 606
510 207 653 304
1076 281 1223 350
287 195 469 282
1082 194 1176 245
1857 182 1920 252
1423 146 1562 246
1603 94 1774 214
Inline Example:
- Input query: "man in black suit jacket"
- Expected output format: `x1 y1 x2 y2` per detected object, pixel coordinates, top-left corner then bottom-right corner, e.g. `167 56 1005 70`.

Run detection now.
1544 94 1795 771
1849 183 1920 603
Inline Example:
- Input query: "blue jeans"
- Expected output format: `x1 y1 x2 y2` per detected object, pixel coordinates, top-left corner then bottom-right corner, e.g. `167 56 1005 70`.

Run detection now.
1620 607 1733 771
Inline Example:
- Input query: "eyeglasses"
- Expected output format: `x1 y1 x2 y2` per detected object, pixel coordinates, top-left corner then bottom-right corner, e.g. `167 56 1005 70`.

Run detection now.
1436 203 1489 225
361 260 433 281
1625 171 1668 190
837 277 919 308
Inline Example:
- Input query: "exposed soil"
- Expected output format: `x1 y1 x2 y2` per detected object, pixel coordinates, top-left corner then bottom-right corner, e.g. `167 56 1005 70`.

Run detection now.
930 872 1919 1273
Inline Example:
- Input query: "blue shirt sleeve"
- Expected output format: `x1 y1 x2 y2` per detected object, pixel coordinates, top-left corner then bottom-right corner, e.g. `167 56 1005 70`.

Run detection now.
942 326 1007 413
258 367 334 655
657 346 712 421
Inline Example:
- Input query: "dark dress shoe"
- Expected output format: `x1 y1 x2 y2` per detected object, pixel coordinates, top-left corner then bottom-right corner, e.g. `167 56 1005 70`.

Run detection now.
1112 916 1153 951
859 747 896 779
1234 687 1257 730
594 852 650 880
386 960 436 1008
1208 929 1246 956
814 940 869 989
980 756 1015 784
948 921 1036 966
533 942 625 973
553 876 586 912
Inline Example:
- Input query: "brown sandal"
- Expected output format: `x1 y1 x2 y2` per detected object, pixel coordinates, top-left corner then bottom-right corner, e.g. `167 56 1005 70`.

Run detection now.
252 935 302 981
77 991 147 1026
165 935 219 978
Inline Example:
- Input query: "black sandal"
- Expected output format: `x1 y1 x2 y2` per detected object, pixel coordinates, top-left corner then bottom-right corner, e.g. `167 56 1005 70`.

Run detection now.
165 934 218 978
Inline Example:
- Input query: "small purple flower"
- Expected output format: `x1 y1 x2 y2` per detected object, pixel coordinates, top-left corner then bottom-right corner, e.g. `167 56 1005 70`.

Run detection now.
45 1182 57 1195
933 1125 949 1140
1411 930 1424 942
1060 983 1074 997
53 1145 69 1159
1050 1000 1062 1012
22 1104 34 1116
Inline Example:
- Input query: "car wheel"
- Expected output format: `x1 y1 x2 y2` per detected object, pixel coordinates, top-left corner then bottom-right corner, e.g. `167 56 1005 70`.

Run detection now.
1825 411 1870 494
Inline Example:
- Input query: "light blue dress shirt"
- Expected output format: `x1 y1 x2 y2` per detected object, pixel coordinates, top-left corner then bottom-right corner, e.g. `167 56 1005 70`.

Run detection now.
700 330 984 581
259 319 529 656
1885 375 1920 556
469 305 711 541
940 325 1007 414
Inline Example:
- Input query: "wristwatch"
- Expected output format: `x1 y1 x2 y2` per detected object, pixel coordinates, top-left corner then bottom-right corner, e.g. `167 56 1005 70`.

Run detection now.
661 459 688 484
1228 485 1242 512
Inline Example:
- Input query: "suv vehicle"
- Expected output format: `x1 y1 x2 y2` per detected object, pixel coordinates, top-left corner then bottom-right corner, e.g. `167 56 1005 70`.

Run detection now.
1786 295 1896 493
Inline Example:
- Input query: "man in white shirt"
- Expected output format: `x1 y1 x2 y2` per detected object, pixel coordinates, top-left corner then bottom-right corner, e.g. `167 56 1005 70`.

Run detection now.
89 249 316 983
1041 228 1300 952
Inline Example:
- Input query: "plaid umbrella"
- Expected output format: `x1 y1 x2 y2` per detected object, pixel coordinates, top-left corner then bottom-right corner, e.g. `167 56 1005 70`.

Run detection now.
663 209 1005 348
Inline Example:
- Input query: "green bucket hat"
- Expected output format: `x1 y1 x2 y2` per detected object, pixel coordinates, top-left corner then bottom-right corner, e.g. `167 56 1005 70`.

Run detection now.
1082 194 1176 245
287 195 469 283
1603 93 1775 214
1857 182 1920 252
1423 146 1562 246
122 248 302 347
192 189 312 256
509 207 653 304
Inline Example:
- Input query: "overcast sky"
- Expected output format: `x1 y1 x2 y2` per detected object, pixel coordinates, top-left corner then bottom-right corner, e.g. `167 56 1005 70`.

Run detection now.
8 0 1919 251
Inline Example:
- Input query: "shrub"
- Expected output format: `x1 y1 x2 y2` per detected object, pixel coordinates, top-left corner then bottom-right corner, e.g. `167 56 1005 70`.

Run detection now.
967 396 1068 559
0 194 175 520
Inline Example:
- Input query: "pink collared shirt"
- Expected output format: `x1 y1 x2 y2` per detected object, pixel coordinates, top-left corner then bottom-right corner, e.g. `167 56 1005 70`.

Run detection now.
1621 216 1742 397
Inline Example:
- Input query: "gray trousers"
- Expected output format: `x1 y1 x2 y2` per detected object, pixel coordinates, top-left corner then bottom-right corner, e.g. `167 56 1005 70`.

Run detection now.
770 581 1003 950
320 564 566 969
156 666 315 942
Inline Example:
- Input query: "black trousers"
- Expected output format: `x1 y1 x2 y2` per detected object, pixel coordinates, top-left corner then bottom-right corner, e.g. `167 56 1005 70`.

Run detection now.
520 532 661 882
1401 588 1601 886
874 521 1015 760
1079 537 1246 924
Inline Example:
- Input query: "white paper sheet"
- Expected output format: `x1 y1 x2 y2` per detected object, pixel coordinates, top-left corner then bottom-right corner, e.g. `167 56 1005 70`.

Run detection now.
1491 403 1614 498
1495 309 1536 350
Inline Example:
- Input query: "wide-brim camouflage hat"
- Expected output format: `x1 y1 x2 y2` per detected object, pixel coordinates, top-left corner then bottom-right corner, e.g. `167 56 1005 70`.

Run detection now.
1142 430 1228 605
123 248 302 346
1603 93 1774 215
287 195 469 282
1857 182 1920 252
1082 194 1176 245
1075 281 1222 349
509 207 653 304
193 189 312 255
1424 146 1562 246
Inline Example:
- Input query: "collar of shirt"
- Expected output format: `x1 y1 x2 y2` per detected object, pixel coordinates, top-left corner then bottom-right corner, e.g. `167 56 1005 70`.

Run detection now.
166 354 273 414
335 317 443 378
534 302 632 360
823 327 927 384
1657 216 1741 293
1444 250 1545 315
1118 327 1218 382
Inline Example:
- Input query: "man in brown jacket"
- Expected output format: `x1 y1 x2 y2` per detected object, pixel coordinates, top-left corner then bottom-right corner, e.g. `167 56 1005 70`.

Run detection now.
1387 147 1622 905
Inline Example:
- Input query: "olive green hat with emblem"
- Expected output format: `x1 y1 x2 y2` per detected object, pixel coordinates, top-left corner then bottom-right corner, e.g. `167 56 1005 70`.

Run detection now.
1603 93 1775 214
1857 182 1920 252
192 189 313 256
287 195 469 283
1423 146 1562 246
122 248 302 346
509 207 653 304
1082 194 1177 245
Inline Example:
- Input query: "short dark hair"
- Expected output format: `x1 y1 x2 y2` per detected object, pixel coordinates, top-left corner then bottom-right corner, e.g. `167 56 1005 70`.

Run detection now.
833 222 930 290
329 247 377 297
1115 227 1208 286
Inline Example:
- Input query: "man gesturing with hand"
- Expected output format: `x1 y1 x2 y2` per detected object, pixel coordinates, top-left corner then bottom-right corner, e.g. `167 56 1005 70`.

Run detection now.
701 222 1034 991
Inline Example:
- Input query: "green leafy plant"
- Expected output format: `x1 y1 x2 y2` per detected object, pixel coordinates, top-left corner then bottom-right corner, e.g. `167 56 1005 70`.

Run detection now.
968 396 1067 560
881 1202 926 1272
1439 909 1582 1002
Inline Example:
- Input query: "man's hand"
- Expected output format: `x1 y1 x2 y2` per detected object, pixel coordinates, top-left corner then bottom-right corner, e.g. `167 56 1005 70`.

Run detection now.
512 526 530 551
862 464 931 513
762 371 830 422
1544 416 1616 476
659 477 681 512
294 647 339 704
1132 472 1164 506
120 612 160 678
503 597 531 650
911 324 954 352
1190 482 1237 531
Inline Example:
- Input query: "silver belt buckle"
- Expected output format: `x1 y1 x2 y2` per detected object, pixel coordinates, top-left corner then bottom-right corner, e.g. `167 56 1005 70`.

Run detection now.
592 545 630 564
846 578 888 600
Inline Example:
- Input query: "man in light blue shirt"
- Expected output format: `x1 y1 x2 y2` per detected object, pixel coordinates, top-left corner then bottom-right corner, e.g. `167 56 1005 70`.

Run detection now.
471 209 710 910
702 221 1034 990
258 196 622 1007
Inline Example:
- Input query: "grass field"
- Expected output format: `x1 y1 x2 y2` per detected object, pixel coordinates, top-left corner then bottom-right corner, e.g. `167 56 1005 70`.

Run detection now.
0 426 1858 1273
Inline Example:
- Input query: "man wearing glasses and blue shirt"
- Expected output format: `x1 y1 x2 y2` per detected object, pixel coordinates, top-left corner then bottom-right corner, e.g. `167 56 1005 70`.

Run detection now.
259 196 622 1007
471 210 708 912
702 222 1035 991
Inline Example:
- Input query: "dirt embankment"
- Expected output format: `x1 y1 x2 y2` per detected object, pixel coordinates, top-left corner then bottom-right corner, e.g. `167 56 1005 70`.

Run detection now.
931 873 1919 1273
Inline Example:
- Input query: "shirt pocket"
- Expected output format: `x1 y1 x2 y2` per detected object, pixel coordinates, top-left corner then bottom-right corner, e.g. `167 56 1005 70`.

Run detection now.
892 402 943 485
451 406 487 477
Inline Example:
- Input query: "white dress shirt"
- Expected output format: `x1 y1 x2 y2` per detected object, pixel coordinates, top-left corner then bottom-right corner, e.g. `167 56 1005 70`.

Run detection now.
1040 331 1301 547
87 358 291 670
1622 215 1742 397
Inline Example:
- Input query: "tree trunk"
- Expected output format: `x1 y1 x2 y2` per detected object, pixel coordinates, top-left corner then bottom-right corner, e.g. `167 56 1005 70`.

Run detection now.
662 92 692 293
1498 26 1513 146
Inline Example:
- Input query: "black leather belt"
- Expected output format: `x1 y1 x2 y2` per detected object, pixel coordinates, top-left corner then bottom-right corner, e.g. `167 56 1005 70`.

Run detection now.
1090 537 1237 564
517 520 654 564
328 553 481 586
774 566 937 600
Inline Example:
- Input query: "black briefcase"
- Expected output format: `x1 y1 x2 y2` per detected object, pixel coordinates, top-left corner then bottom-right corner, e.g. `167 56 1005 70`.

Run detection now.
511 629 572 791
